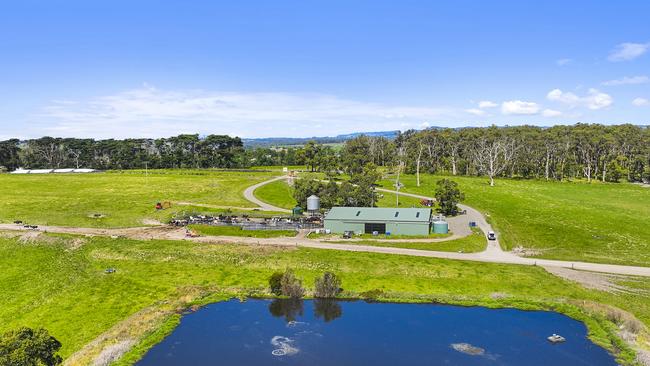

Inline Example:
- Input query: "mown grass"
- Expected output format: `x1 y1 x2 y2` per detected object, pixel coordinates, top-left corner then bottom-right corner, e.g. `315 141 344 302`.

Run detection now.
379 174 650 267
253 179 298 210
1 232 648 364
325 228 486 253
188 224 297 238
0 170 277 228
376 190 425 208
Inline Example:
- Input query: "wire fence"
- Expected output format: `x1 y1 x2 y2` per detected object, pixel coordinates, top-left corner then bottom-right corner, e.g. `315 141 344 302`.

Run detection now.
217 222 323 231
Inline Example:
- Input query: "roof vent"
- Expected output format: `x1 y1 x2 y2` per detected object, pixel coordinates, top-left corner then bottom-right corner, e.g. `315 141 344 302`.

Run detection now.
356 210 361 216
416 212 420 218
394 212 399 217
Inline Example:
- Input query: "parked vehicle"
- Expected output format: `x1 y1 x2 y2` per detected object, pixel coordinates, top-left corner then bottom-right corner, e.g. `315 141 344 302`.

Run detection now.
487 231 497 240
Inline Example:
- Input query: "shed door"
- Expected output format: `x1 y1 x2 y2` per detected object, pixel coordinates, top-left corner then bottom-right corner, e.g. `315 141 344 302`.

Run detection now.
364 223 386 234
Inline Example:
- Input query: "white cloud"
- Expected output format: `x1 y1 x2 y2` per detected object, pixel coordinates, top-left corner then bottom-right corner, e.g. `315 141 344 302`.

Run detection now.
466 108 487 116
542 109 563 117
556 58 572 66
608 42 649 62
546 88 613 110
478 100 498 108
34 86 455 139
501 100 540 115
632 97 649 107
601 75 649 86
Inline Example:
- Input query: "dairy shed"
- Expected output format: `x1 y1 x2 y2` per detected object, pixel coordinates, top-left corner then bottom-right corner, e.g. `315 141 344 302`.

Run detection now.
323 207 432 236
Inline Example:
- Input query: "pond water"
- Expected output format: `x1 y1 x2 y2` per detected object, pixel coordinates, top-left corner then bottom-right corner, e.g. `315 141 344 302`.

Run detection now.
136 299 617 366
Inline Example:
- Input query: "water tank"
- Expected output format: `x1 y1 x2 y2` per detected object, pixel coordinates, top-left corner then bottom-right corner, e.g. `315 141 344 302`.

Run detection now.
432 220 449 234
307 195 320 211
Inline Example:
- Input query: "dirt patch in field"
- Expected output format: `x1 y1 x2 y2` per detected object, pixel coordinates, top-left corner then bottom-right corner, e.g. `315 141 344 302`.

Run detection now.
544 266 643 294
511 245 545 257
65 237 87 251
141 218 164 226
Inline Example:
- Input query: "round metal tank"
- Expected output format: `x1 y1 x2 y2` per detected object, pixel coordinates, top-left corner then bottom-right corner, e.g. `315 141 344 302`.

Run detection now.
432 220 449 234
307 195 320 211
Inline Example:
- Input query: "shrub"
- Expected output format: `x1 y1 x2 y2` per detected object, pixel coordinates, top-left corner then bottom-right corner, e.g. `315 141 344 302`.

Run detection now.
624 318 644 334
0 327 62 366
360 289 385 302
314 272 342 298
268 272 283 295
280 269 304 298
605 308 625 325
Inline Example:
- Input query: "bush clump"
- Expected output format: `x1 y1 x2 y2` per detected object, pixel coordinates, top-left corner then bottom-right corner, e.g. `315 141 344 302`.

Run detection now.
360 288 385 302
0 327 62 366
314 272 342 298
268 272 284 296
269 269 305 298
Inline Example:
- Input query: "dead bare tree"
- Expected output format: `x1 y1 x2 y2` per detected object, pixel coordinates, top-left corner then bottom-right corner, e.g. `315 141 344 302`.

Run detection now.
473 137 518 186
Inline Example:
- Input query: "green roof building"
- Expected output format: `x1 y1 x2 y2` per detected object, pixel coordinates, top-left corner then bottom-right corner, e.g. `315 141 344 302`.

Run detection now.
323 207 432 236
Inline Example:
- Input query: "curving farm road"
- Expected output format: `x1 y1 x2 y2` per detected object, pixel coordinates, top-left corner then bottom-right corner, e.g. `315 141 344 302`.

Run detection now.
242 175 292 213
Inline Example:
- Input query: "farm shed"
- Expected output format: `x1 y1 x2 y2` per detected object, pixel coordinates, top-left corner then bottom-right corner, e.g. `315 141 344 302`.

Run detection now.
324 207 432 236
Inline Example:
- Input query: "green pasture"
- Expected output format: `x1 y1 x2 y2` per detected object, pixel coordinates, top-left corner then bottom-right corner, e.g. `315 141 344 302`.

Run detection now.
0 170 277 228
253 179 298 210
188 224 297 238
379 174 650 267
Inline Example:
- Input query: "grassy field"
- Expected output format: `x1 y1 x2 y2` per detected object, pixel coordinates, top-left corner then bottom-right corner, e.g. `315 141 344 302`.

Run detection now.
253 179 298 210
1 232 648 364
324 228 486 253
252 177 427 210
188 224 297 238
376 190 425 208
0 170 277 228
379 174 650 267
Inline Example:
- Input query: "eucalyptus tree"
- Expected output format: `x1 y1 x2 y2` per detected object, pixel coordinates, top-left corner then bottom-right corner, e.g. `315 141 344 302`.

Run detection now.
472 127 519 186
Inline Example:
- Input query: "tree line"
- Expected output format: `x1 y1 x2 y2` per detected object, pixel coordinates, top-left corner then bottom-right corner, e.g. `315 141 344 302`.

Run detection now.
0 134 328 171
2 124 649 185
0 134 246 171
294 124 650 185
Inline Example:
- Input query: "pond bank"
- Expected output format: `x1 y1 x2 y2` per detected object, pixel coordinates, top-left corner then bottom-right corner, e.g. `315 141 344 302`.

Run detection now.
82 290 642 366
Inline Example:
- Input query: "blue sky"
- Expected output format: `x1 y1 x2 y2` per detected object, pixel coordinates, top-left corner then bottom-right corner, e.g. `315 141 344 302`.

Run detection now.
1 0 649 139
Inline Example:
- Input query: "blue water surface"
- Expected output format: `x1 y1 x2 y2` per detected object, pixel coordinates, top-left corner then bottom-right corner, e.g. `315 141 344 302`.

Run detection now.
137 299 616 366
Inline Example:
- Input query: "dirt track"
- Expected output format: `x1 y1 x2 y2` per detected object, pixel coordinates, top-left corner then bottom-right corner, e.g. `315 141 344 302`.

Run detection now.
2 222 649 277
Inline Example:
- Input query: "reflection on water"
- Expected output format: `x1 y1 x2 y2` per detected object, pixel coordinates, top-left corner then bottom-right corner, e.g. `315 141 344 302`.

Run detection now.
268 298 304 322
268 298 343 324
313 298 342 323
136 299 617 366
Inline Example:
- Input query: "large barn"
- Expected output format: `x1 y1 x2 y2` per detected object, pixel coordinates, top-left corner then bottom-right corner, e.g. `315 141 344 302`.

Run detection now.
323 207 432 236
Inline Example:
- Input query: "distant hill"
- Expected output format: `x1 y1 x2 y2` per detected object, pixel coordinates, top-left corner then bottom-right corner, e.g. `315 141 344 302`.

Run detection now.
242 130 400 148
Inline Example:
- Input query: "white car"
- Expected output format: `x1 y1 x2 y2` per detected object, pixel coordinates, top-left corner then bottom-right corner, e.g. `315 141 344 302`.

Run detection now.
487 231 497 240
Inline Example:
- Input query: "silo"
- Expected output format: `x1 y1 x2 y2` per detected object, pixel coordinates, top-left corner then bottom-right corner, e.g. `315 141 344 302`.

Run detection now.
432 220 449 234
307 195 320 211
